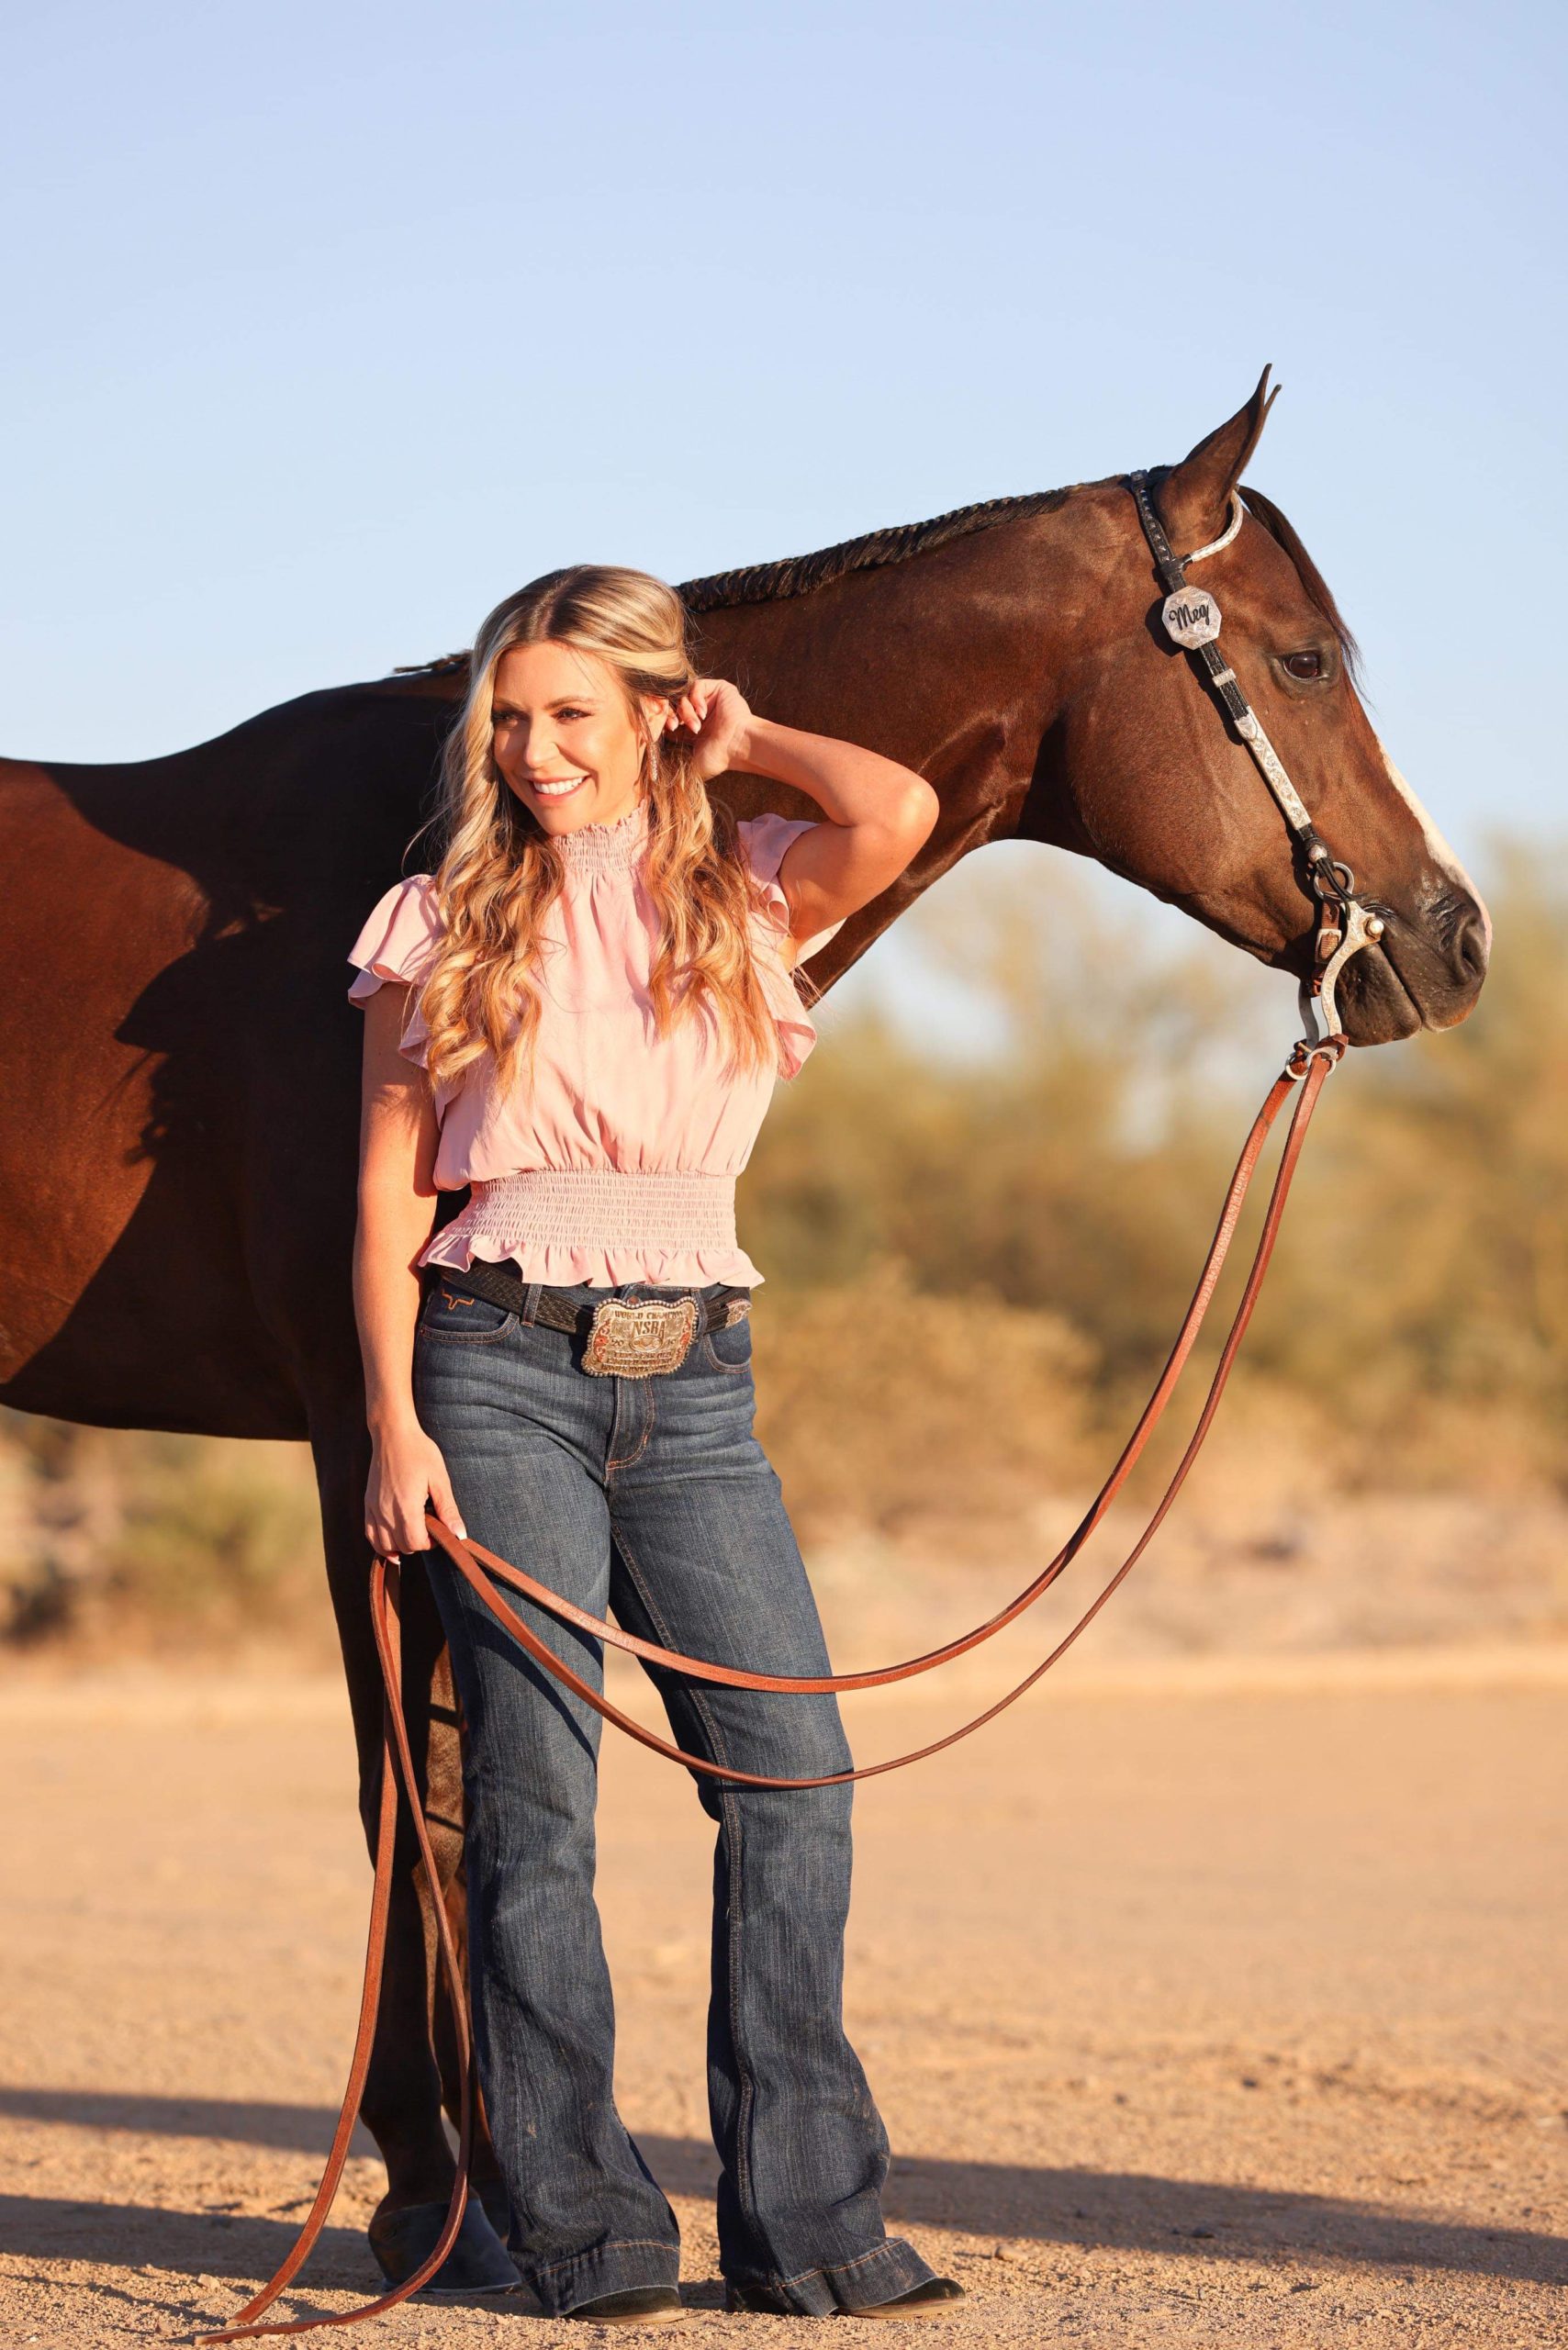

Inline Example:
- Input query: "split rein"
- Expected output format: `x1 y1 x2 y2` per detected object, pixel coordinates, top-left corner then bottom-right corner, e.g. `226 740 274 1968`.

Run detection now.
196 473 1379 2342
404 1053 1337 1783
199 1041 1343 2344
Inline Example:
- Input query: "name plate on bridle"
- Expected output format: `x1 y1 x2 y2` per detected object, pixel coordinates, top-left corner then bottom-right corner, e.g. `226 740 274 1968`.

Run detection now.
1161 585 1222 647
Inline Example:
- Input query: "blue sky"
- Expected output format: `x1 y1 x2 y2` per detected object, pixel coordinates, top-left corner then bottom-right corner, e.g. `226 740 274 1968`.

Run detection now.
5 0 1562 1047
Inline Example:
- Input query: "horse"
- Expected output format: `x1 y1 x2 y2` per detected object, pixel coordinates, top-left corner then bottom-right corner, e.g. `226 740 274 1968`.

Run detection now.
0 370 1488 2288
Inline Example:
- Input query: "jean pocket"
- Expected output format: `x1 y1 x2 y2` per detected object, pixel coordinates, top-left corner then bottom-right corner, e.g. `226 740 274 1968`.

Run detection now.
700 1308 755 1376
417 1281 520 1344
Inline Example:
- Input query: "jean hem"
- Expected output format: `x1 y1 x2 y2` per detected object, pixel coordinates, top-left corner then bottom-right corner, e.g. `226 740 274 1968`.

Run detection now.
732 2234 937 2315
514 2235 682 2316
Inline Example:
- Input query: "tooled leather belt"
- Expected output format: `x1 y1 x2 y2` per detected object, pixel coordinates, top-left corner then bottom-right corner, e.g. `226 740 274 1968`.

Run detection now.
425 1258 752 1345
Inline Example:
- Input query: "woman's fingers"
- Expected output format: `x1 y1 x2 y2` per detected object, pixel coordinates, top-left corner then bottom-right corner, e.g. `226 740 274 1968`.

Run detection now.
364 1435 466 1555
427 1466 468 1542
677 681 719 733
398 1484 436 1550
367 1504 426 1554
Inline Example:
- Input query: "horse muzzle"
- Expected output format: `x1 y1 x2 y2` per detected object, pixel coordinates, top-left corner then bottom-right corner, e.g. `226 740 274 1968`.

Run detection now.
1337 888 1490 1046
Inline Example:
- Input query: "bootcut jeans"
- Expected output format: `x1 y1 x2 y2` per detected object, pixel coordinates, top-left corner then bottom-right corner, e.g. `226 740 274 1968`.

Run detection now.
409 1269 935 2318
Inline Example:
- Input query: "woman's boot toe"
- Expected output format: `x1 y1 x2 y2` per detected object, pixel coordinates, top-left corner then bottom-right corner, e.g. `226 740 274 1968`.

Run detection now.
853 2277 968 2319
565 2284 688 2326
724 2276 966 2320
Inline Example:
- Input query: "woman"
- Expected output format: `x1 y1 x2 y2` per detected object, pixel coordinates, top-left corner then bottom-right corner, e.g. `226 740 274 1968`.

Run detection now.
348 565 957 2327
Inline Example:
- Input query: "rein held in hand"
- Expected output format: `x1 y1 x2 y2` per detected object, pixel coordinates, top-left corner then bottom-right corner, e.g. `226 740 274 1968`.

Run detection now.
197 475 1379 2343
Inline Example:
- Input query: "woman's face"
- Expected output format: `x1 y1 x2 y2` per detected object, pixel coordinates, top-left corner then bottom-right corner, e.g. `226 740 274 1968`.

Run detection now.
490 640 666 838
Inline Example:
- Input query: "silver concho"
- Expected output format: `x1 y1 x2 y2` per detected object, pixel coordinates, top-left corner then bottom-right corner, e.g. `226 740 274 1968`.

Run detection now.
1161 586 1223 648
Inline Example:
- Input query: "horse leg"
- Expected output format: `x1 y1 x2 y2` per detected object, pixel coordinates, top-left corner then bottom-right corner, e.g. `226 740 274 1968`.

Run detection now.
308 1404 516 2288
419 1628 512 2244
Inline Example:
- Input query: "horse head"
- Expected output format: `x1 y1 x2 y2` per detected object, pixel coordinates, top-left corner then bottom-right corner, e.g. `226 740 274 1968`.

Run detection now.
1037 371 1489 1045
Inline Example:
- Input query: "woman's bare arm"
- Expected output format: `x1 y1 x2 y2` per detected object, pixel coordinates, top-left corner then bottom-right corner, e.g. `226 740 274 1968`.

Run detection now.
354 984 467 1551
734 715 938 951
671 679 938 954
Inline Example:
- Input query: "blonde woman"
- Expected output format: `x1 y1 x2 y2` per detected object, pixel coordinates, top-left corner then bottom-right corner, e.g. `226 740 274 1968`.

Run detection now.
348 566 958 2327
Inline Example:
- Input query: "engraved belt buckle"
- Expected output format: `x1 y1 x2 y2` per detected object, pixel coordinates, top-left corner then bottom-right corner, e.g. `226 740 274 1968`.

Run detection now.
582 1294 700 1377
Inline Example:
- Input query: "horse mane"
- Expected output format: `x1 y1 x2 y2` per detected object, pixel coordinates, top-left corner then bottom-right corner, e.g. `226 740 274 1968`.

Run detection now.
1238 480 1363 686
678 485 1075 614
393 486 1077 676
395 472 1361 683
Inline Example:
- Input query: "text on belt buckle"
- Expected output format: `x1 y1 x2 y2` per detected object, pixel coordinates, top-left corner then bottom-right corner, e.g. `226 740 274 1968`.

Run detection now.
583 1294 700 1377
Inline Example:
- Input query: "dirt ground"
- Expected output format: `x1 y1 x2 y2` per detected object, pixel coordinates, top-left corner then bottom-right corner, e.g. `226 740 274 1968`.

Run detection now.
1 1644 1563 2349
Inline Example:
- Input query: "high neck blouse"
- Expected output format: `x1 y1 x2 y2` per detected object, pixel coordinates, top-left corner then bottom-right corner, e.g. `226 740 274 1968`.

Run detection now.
345 800 846 1289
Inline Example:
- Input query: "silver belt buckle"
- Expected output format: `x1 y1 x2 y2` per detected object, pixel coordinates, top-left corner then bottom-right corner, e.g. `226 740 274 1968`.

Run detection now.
583 1294 700 1377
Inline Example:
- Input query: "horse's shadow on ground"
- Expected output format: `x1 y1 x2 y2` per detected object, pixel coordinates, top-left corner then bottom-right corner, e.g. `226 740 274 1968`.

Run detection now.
2 2089 1563 2289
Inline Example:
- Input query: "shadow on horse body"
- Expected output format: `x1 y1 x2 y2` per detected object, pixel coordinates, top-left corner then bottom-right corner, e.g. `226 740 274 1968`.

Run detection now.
0 375 1487 2270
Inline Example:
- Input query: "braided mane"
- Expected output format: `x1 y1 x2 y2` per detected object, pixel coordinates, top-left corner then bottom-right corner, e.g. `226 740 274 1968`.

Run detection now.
394 485 1078 676
678 485 1075 614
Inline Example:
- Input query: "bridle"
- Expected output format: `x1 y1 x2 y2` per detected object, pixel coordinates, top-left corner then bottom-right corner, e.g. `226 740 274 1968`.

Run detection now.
1126 468 1384 1046
196 475 1386 2343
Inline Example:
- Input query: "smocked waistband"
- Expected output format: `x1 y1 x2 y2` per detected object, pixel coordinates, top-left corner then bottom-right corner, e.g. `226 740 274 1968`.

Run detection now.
443 1168 739 1251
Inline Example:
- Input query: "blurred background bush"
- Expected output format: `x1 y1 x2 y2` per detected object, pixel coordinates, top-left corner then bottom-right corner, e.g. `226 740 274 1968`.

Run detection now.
5 837 1562 1662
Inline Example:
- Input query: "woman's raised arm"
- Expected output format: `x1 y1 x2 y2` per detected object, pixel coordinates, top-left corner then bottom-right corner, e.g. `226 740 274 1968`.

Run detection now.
675 676 939 952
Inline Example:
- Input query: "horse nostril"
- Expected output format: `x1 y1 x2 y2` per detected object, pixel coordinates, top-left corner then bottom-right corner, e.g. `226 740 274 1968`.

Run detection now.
1453 910 1490 985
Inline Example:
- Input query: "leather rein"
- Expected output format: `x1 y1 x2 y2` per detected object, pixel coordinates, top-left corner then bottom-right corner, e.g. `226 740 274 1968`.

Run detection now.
197 475 1381 2343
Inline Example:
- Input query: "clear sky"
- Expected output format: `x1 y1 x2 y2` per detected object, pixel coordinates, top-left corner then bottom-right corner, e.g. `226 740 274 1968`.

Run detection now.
5 0 1562 1046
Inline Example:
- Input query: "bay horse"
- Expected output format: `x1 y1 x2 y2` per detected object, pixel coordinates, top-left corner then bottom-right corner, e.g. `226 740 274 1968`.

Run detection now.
0 373 1488 2287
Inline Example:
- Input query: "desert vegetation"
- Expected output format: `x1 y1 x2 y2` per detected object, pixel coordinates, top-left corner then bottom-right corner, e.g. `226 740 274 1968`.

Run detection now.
4 839 1562 1661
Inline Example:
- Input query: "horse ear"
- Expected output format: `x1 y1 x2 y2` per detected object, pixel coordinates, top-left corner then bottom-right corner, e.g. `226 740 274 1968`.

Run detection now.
1158 366 1280 552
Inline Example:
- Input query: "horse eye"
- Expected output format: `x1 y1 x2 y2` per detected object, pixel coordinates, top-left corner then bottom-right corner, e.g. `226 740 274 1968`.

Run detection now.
1282 651 1324 681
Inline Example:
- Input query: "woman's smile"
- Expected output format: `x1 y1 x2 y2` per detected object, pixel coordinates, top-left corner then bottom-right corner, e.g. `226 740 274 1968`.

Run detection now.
492 639 659 834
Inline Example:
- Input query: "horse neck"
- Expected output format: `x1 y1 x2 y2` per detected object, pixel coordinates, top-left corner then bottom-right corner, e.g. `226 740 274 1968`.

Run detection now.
700 495 1096 939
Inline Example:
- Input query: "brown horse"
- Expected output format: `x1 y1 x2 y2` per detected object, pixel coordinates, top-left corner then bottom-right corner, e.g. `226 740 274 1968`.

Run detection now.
0 374 1488 2282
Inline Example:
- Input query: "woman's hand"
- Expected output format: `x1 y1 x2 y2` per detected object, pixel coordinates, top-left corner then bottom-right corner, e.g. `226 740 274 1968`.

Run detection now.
364 1421 468 1560
669 676 754 785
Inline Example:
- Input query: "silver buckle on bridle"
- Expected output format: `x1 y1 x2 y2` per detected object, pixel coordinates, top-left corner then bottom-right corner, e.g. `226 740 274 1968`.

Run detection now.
1126 470 1384 1046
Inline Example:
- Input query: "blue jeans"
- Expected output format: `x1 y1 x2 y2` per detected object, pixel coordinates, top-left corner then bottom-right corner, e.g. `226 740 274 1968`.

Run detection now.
410 1271 935 2317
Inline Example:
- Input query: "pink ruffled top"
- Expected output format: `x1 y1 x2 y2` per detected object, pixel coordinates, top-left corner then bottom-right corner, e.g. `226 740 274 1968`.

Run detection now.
346 798 846 1289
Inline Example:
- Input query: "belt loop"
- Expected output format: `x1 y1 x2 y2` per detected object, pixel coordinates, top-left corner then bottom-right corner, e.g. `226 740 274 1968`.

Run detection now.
522 1281 543 1325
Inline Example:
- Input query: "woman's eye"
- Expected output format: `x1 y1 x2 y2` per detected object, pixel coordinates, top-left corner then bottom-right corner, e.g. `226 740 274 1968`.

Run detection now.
1282 651 1324 682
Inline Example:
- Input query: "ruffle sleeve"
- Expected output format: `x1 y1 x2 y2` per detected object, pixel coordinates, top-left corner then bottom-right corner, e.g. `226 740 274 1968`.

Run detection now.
735 812 848 1081
346 873 444 1068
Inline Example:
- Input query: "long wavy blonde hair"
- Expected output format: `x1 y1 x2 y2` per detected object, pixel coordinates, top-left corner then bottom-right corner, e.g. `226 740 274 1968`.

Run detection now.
407 565 819 1101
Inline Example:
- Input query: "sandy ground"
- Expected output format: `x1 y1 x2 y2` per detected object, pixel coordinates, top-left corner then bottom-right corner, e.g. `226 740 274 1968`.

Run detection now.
1 1646 1563 2349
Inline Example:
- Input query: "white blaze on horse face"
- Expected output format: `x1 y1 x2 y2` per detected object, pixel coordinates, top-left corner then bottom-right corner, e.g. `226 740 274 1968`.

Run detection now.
1374 737 1493 954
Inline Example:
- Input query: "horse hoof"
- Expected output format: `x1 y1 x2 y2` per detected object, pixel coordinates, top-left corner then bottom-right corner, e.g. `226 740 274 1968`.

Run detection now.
368 2199 521 2295
476 2180 513 2244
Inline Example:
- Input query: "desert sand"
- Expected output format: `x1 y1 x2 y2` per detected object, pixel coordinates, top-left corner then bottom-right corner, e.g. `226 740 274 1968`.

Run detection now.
1 1643 1563 2347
